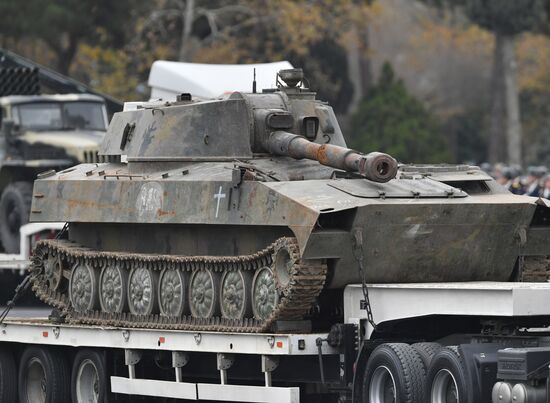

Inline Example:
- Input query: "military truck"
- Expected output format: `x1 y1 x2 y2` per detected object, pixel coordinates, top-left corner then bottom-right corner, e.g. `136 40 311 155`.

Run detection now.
0 93 110 252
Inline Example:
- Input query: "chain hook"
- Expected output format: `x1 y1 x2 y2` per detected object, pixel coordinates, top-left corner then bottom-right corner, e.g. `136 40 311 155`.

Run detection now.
352 228 377 332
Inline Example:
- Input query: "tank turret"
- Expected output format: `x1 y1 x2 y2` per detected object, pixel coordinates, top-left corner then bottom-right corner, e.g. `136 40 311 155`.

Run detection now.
98 68 398 185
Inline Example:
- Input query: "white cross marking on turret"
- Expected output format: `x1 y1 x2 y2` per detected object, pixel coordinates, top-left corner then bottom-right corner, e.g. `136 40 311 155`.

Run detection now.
214 186 226 218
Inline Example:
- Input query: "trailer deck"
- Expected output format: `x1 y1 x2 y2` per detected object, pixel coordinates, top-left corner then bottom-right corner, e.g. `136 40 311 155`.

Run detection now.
4 282 550 402
0 319 338 402
345 281 550 336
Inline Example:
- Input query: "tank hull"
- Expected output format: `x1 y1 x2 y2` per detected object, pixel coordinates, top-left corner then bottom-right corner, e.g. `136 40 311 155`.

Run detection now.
32 164 539 288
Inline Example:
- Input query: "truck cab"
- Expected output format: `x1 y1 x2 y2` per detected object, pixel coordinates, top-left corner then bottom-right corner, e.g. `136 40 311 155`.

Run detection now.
0 94 109 252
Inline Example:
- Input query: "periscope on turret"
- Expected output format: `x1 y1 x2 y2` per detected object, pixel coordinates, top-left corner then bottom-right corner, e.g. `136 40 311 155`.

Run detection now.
27 68 550 333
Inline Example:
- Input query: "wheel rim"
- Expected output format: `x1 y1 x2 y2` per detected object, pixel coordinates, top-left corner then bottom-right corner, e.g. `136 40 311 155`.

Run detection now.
44 253 63 290
221 270 248 319
5 199 21 235
76 359 100 403
190 269 216 318
70 263 97 313
159 269 186 317
128 266 156 315
431 369 459 403
273 247 291 289
369 365 396 403
100 265 126 313
25 357 46 403
252 267 278 320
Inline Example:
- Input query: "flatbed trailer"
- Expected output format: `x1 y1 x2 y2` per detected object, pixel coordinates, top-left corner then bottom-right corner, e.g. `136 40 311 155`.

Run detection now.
0 319 338 402
2 282 550 402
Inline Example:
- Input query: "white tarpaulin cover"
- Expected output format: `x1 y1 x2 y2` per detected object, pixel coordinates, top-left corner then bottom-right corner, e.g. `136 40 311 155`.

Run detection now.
148 60 294 101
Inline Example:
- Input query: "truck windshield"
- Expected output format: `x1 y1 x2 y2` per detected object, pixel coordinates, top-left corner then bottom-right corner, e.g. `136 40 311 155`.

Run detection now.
14 101 107 131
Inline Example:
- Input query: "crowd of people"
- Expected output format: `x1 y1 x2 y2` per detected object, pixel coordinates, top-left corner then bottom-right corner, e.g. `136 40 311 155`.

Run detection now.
481 163 550 198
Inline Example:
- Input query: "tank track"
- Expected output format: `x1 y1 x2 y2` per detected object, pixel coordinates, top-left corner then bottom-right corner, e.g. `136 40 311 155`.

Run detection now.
522 256 550 282
29 237 327 333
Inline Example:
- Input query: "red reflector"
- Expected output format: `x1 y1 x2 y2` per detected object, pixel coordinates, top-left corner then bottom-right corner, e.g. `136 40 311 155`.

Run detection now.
42 331 48 338
276 341 283 348
159 336 165 344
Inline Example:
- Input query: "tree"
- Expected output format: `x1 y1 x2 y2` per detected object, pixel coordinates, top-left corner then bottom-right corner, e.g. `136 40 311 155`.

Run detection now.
467 0 544 166
138 0 257 62
137 0 377 114
349 63 450 163
0 0 147 74
422 0 545 165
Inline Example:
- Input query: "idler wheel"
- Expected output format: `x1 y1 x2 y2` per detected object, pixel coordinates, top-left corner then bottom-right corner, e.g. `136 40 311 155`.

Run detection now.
99 264 128 313
159 269 188 317
69 262 99 313
272 238 299 296
44 252 65 291
252 267 279 321
189 269 220 319
220 270 252 320
127 266 159 316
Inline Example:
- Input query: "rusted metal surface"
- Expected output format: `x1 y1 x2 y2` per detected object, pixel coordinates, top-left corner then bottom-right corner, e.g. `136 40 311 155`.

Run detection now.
268 131 397 182
28 69 550 332
100 99 252 160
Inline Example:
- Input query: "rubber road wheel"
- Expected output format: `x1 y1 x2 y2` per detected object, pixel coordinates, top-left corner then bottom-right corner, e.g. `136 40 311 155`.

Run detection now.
71 349 109 403
363 343 426 403
412 342 441 370
427 346 469 403
18 346 70 403
0 181 33 253
0 348 17 402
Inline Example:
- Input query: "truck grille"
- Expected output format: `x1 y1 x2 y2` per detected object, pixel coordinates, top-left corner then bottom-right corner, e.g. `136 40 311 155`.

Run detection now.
21 144 69 160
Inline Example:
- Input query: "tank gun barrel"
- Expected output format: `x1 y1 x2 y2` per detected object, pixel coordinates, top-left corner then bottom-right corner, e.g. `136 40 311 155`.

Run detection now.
268 131 398 183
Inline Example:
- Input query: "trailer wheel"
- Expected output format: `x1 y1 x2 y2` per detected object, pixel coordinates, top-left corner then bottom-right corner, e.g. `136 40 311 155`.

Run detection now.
426 346 468 403
0 181 32 253
71 349 108 403
18 346 70 403
362 343 425 403
0 348 17 402
412 342 441 370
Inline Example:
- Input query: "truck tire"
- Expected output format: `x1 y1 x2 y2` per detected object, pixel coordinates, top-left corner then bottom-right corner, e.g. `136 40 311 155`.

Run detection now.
18 346 70 403
412 342 442 370
0 348 17 402
362 343 426 403
426 346 469 403
0 181 33 253
71 349 109 403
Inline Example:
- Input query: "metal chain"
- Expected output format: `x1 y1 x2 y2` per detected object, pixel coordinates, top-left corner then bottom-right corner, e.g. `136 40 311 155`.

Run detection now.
0 274 31 325
517 227 527 281
352 228 377 332
56 222 69 239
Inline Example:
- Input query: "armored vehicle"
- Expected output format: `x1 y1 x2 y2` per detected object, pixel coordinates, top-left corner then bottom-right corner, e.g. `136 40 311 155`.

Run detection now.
0 94 109 252
28 69 550 334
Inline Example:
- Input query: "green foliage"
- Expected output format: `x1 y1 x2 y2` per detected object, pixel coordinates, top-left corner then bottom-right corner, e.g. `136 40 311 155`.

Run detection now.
349 63 450 163
466 0 544 35
0 0 149 73
443 108 488 163
421 0 546 35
